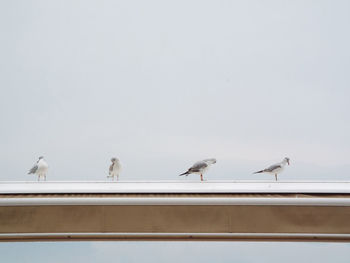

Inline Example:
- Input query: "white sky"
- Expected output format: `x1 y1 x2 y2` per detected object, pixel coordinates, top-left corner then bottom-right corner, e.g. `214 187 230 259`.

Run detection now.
0 1 350 261
1 0 350 181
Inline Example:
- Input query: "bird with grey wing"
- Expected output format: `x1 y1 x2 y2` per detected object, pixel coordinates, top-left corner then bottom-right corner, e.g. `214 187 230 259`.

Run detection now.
253 157 290 181
179 158 217 181
108 157 121 181
28 156 49 181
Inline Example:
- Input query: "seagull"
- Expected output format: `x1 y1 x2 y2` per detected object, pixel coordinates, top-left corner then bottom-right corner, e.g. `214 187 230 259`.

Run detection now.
108 157 121 181
179 158 217 181
253 157 290 181
28 156 49 181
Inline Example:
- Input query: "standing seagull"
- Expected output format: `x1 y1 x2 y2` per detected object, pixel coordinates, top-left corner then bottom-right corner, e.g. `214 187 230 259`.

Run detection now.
108 157 121 181
253 157 290 181
28 156 49 181
179 158 217 181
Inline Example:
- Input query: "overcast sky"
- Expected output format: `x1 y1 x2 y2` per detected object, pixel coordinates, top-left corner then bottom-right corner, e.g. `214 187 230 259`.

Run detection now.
1 0 350 182
1 0 350 261
0 241 349 263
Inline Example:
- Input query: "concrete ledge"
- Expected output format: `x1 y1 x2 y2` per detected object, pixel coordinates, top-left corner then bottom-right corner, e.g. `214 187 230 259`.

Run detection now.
1 181 350 194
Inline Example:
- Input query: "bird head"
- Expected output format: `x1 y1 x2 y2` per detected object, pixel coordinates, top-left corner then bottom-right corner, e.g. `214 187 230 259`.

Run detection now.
111 157 119 163
283 157 290 165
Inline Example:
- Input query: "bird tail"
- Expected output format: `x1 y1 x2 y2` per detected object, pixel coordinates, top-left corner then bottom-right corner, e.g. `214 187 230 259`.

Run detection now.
253 170 264 174
179 171 189 176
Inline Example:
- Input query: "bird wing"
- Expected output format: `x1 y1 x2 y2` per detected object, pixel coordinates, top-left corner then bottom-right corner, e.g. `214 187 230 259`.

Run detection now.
28 164 38 174
264 164 282 172
109 163 114 175
189 161 208 172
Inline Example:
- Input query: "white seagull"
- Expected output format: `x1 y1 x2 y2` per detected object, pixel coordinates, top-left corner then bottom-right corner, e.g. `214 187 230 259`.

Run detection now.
28 156 49 181
179 158 217 181
253 157 290 181
108 157 121 181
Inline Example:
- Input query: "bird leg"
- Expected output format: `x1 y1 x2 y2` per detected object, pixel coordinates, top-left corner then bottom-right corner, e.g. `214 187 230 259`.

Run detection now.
200 174 203 181
275 174 278 181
